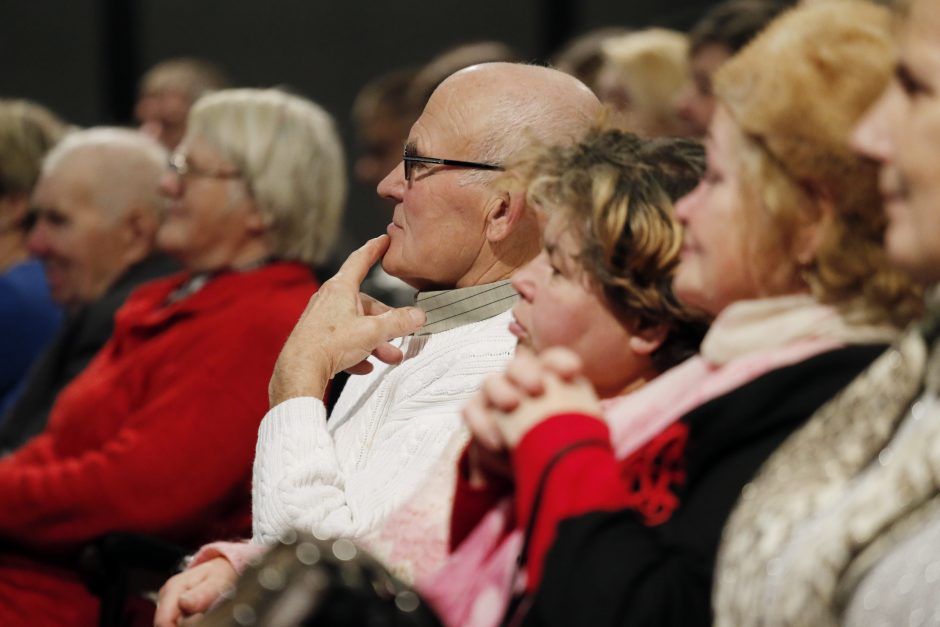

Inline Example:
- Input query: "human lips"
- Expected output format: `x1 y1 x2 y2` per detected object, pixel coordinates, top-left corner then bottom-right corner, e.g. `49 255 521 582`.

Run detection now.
879 168 910 206
680 235 700 257
508 309 529 342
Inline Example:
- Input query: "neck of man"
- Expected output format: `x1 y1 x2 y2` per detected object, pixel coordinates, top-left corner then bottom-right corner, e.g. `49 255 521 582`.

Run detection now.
451 232 540 289
454 258 518 289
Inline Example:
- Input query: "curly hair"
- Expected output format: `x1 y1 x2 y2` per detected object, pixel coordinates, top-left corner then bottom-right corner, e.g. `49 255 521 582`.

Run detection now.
509 128 711 372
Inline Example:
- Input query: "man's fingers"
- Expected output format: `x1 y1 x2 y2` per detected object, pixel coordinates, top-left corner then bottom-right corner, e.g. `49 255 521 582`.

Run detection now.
372 342 405 365
334 235 391 287
539 346 585 381
345 360 374 375
360 292 393 316
374 306 426 341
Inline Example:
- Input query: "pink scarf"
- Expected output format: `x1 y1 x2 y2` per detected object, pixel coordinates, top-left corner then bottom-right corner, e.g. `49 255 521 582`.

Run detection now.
418 296 896 627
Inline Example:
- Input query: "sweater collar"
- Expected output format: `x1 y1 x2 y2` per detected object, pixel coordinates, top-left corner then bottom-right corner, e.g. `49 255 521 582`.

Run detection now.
701 294 899 366
413 280 518 336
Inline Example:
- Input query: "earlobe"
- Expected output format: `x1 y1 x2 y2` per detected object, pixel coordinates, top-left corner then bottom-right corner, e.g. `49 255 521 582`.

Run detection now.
120 206 159 263
125 207 159 242
485 190 527 243
244 201 268 235
795 195 833 266
627 322 669 356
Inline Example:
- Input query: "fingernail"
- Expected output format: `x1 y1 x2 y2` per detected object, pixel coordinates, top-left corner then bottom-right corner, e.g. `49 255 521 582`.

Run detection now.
409 308 425 325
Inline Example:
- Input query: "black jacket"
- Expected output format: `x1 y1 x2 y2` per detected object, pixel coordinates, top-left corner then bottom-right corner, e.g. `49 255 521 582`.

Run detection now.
522 344 887 627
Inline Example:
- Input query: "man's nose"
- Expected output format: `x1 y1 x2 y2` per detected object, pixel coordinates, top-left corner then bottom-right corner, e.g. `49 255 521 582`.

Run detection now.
27 221 51 257
376 160 406 202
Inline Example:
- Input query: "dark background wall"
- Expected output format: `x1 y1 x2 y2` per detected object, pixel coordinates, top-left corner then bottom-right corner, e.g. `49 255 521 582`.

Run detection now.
1 0 715 258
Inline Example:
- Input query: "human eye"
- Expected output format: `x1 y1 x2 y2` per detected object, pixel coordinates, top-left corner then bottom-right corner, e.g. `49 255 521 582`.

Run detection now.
703 167 723 185
897 64 932 100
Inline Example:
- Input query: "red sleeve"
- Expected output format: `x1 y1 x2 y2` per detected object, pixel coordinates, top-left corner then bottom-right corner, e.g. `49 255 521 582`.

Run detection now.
0 334 277 551
449 443 512 551
4 431 57 467
512 413 637 591
0 382 260 550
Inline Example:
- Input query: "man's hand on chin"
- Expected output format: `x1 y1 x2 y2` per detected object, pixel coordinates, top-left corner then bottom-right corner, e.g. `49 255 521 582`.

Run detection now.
268 235 426 406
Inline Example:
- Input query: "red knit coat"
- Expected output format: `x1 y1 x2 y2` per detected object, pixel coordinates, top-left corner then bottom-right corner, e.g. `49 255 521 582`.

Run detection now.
0 262 316 626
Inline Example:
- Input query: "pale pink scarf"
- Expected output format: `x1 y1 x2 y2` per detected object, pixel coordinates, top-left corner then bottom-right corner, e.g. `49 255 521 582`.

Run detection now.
417 296 898 627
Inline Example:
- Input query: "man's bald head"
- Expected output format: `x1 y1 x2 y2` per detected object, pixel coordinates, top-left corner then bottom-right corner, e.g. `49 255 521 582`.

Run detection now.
436 62 602 166
42 128 167 225
29 128 167 306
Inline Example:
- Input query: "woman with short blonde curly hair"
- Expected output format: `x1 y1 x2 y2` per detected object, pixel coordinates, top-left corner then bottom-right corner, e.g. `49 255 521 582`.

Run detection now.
512 130 710 374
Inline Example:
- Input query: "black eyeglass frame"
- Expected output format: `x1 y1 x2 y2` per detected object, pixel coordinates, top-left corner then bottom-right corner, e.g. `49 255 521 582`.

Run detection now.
402 143 503 184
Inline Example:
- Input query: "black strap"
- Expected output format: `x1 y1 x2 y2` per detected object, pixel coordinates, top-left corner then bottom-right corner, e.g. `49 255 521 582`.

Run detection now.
501 436 610 627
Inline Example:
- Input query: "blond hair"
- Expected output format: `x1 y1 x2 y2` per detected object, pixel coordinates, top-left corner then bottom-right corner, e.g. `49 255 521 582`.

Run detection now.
188 88 346 265
510 128 711 371
715 0 923 327
600 29 691 134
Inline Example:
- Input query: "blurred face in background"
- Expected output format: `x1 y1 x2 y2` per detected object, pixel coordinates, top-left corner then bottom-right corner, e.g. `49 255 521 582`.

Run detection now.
158 135 262 272
673 106 765 316
355 105 412 188
29 158 137 307
851 0 940 283
136 89 191 151
674 43 733 137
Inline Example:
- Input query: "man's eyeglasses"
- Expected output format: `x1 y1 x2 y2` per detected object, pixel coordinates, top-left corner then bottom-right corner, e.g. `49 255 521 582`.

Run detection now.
402 142 503 184
168 152 242 180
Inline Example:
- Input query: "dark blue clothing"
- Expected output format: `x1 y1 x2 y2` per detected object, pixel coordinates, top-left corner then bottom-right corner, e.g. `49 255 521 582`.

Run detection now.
0 254 177 452
0 259 61 414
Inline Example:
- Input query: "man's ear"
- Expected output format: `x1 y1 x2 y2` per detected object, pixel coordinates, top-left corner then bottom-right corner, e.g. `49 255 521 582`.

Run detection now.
484 189 529 243
120 206 160 262
627 321 670 356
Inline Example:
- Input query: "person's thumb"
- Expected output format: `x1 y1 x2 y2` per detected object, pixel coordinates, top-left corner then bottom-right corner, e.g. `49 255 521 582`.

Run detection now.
375 306 425 340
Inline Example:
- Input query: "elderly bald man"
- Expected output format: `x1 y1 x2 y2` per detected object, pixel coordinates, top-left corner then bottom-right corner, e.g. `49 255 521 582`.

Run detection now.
0 128 175 453
155 62 599 625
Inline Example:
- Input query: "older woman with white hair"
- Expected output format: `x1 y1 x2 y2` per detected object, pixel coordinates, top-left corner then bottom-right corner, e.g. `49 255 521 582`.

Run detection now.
0 88 345 627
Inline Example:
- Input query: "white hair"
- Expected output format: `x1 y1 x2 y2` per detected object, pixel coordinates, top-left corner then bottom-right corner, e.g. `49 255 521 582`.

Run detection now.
42 127 168 222
186 88 346 265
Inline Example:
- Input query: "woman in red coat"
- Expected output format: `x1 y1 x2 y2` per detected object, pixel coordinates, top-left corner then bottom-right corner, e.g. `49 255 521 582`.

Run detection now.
0 88 346 626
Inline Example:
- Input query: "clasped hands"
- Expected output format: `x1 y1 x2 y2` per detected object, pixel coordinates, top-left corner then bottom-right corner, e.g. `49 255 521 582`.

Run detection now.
461 345 603 484
269 234 427 406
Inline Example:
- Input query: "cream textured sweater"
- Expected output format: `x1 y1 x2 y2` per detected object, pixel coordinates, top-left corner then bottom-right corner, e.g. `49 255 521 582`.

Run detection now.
251 310 516 556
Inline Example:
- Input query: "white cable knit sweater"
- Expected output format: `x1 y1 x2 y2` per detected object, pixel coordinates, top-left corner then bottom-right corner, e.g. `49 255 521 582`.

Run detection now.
251 310 516 550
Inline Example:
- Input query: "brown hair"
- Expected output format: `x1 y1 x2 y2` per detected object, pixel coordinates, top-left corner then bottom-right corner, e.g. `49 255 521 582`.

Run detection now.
511 128 711 372
689 0 788 55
